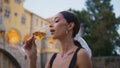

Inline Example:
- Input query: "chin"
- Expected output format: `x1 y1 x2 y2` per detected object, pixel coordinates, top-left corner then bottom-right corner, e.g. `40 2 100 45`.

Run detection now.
52 36 57 39
51 35 58 39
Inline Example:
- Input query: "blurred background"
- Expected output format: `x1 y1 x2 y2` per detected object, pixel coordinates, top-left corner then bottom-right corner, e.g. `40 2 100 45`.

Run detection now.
0 0 120 68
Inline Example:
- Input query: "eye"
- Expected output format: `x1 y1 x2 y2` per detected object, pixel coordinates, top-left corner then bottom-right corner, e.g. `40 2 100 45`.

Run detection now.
55 19 59 23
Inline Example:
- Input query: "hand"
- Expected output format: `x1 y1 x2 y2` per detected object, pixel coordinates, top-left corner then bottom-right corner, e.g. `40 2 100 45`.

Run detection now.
24 36 37 60
24 36 37 68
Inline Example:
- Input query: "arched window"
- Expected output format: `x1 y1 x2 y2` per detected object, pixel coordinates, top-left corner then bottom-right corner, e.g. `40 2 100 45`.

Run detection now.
14 12 18 17
21 14 26 24
4 7 10 18
4 0 10 3
6 29 20 45
0 3 2 12
22 34 30 44
15 0 21 4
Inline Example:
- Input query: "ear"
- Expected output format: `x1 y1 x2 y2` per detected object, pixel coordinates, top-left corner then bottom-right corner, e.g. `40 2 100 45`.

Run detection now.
68 22 75 31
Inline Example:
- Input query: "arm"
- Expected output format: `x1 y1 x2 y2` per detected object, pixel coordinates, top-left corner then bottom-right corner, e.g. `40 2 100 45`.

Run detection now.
28 56 37 68
26 44 37 68
76 49 92 68
24 36 37 68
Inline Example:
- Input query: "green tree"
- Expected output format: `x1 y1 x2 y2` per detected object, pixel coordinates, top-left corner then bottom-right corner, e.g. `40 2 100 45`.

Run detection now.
70 0 120 56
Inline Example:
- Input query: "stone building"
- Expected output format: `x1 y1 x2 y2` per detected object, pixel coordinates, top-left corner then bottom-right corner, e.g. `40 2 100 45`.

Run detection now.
0 0 60 68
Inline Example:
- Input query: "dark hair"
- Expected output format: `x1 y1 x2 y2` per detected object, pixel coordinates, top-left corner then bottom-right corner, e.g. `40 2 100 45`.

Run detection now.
60 11 82 47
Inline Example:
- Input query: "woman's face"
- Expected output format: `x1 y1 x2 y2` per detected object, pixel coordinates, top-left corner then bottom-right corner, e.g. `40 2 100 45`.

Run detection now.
49 13 68 39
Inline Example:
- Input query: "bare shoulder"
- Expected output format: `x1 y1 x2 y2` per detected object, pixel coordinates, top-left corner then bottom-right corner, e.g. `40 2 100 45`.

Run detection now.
77 48 89 57
76 48 92 68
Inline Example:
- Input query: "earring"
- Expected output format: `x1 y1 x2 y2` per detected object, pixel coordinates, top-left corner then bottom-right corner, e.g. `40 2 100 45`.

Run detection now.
66 30 68 34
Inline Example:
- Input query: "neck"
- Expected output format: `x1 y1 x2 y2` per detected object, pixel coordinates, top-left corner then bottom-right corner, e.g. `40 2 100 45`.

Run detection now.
58 36 75 54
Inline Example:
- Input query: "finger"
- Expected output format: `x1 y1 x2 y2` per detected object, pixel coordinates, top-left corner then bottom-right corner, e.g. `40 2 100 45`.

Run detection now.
24 36 34 49
32 36 36 48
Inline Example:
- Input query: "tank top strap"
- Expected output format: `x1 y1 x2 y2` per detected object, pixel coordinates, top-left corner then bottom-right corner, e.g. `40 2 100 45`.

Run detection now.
49 53 57 68
49 47 81 68
69 47 81 68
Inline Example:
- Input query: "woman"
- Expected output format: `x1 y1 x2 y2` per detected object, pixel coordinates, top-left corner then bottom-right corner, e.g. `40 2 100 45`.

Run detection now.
25 11 92 68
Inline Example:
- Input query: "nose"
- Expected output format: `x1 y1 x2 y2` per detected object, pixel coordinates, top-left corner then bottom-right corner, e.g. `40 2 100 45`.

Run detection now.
49 23 53 28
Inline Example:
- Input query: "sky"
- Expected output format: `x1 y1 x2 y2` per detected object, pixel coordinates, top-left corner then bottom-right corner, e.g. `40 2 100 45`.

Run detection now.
24 0 120 33
24 0 87 18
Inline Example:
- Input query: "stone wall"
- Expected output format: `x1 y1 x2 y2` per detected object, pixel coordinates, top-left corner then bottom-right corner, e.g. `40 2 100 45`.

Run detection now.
1 38 120 68
92 56 120 68
0 43 28 68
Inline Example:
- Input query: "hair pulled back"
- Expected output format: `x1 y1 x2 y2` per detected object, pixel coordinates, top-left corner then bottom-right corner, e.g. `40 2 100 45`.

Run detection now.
60 11 82 47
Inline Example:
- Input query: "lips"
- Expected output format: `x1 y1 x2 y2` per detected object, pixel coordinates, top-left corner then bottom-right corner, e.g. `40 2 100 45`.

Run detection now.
50 29 55 34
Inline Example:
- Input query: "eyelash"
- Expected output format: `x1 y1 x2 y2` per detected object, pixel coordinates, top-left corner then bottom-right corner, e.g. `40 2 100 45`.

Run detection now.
55 20 59 23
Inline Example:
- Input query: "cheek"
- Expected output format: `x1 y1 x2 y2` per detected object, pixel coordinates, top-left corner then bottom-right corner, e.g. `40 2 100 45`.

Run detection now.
56 23 67 34
58 27 66 34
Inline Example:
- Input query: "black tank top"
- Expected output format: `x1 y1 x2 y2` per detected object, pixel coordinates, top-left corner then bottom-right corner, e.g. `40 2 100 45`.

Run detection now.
49 47 81 68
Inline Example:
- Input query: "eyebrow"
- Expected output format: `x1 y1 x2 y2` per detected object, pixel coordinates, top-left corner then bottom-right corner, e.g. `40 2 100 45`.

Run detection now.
54 17 60 20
